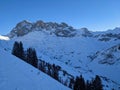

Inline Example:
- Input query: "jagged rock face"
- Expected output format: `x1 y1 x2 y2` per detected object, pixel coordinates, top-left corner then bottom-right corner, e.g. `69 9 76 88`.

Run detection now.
8 20 33 38
8 20 77 38
80 28 93 37
34 20 45 28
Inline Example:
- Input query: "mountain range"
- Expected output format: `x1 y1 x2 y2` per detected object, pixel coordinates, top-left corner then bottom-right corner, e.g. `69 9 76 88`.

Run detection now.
0 20 120 90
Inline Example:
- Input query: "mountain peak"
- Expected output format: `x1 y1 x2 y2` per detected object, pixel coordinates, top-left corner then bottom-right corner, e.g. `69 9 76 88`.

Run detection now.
78 27 93 37
7 20 33 38
16 20 32 27
8 20 76 38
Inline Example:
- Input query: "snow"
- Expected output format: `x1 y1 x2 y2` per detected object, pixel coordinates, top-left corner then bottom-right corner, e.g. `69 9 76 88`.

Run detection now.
88 44 120 83
88 61 120 89
7 30 119 89
0 49 70 90
0 35 9 40
1 26 120 89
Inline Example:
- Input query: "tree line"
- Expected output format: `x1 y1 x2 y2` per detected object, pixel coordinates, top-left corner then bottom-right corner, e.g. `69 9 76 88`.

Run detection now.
74 75 103 90
12 41 38 68
12 41 103 90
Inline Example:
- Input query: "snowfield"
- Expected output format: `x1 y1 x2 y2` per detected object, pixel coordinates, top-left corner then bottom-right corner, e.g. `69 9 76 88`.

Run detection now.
0 49 70 90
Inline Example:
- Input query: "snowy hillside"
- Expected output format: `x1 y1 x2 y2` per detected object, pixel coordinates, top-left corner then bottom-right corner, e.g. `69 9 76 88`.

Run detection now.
89 44 120 65
1 20 120 89
0 49 70 90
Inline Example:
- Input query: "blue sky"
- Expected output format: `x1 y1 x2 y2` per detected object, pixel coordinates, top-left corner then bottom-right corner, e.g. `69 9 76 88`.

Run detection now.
0 0 120 35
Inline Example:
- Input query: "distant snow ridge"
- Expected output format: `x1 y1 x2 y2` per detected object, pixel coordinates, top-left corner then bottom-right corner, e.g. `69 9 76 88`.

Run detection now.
89 44 120 65
93 27 120 41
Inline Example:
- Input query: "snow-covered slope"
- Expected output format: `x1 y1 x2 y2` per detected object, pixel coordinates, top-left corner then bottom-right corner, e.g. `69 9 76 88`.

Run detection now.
1 20 120 89
89 44 120 65
0 49 70 90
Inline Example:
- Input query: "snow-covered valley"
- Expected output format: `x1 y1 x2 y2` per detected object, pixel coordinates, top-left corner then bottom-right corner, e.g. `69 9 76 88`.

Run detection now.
0 20 120 90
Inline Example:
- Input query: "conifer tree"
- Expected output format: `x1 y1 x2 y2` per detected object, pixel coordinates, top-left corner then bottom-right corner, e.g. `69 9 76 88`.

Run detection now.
12 41 24 60
26 48 38 68
12 41 19 56
52 64 59 80
92 75 103 90
69 78 74 89
74 75 86 90
86 80 92 90
18 41 24 59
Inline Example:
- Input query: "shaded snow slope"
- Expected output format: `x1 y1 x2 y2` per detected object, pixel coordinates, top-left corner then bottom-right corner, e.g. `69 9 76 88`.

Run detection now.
0 49 70 90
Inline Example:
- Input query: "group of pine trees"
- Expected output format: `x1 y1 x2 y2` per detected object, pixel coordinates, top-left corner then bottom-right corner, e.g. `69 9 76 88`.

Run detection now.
74 75 103 90
12 41 103 90
12 41 61 81
12 41 24 60
38 60 60 81
12 41 38 68
38 59 74 88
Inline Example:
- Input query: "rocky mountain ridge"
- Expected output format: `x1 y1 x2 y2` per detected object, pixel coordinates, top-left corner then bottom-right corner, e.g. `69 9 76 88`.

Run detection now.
8 20 120 42
8 20 76 38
